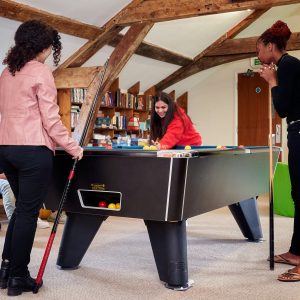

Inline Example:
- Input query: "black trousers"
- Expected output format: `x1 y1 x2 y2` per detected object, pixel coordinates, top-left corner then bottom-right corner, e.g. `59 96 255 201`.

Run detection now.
0 146 53 277
287 126 300 255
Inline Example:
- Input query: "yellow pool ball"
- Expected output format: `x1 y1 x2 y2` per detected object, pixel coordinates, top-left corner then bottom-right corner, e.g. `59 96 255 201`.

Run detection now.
143 145 150 150
108 203 116 209
115 203 120 209
184 145 191 150
149 145 157 150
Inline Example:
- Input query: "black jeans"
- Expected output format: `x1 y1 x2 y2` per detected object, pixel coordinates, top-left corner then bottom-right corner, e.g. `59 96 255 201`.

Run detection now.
0 146 53 277
287 126 300 255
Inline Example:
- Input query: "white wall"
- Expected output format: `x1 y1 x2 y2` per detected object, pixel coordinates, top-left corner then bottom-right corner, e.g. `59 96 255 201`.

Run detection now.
188 59 250 146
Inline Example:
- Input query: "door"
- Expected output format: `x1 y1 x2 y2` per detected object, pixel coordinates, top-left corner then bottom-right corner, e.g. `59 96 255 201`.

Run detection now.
237 71 282 148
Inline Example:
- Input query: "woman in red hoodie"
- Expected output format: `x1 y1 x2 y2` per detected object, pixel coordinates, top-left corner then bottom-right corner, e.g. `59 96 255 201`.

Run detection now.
150 92 202 149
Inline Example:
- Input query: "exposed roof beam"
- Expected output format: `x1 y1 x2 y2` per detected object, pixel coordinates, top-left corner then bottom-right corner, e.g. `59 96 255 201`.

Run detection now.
156 33 300 91
155 9 268 91
73 22 154 145
0 0 189 66
54 25 124 72
184 53 254 75
117 0 300 25
54 0 144 71
109 34 192 65
0 0 101 39
208 32 300 56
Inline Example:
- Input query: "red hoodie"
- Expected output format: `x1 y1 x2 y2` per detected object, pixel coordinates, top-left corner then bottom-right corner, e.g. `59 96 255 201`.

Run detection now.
159 108 202 149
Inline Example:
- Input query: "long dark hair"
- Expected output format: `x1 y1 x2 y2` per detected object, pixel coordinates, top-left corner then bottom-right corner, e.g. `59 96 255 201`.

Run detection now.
150 92 185 142
3 20 62 75
258 20 291 51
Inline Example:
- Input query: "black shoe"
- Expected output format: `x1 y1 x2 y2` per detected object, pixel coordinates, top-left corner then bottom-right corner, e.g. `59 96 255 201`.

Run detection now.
0 261 10 289
7 274 43 296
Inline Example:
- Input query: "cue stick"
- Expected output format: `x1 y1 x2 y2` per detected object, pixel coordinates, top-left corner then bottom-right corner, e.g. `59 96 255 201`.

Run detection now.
34 58 110 293
268 67 274 270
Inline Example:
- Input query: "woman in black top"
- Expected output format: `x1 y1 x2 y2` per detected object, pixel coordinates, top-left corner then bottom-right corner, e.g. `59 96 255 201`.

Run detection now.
257 20 300 282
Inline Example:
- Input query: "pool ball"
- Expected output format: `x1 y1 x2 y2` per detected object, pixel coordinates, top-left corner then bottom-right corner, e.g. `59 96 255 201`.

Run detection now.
143 145 150 150
115 203 120 209
98 201 107 208
184 145 191 150
108 203 116 209
149 145 157 150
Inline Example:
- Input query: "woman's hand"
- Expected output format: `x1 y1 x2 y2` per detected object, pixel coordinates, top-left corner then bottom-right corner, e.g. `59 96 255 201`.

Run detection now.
155 143 161 150
151 140 161 150
259 63 277 88
73 147 84 160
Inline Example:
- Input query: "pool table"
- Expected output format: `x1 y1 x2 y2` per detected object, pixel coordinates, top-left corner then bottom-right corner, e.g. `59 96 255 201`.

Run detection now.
44 146 280 290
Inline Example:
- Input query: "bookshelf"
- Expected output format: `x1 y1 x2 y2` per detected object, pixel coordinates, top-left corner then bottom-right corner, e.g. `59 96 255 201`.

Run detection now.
56 68 188 146
55 66 101 135
93 78 154 141
57 74 154 145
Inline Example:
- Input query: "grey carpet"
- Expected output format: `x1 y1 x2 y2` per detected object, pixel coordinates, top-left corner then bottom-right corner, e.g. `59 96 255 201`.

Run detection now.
0 196 299 300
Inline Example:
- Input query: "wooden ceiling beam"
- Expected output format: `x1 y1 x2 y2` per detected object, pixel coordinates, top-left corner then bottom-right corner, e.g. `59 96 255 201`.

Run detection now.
54 67 102 89
0 0 190 67
0 0 102 39
50 1 144 71
207 32 300 56
187 53 254 75
155 8 268 91
117 0 300 25
72 22 154 145
109 34 192 66
54 25 125 73
155 31 300 91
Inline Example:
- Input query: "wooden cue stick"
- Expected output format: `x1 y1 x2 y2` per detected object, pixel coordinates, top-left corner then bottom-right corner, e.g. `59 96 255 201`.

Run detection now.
269 83 274 270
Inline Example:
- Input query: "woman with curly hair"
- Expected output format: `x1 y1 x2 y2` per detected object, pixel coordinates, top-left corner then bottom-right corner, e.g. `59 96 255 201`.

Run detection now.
0 20 83 296
257 20 300 282
150 92 202 150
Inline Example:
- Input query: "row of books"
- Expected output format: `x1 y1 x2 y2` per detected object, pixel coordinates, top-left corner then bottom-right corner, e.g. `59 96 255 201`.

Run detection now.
95 114 127 130
101 91 114 107
71 105 80 128
71 88 153 112
94 115 150 131
114 90 153 111
70 88 87 104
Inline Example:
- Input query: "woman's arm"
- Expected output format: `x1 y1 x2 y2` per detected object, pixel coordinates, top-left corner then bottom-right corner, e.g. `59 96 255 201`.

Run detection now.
36 66 83 158
158 115 184 149
271 58 297 118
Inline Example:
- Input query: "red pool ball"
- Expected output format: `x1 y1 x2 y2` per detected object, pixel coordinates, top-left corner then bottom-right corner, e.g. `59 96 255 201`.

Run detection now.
98 201 107 208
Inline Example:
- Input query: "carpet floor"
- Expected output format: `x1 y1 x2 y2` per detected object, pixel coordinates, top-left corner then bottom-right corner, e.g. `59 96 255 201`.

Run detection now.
0 195 298 300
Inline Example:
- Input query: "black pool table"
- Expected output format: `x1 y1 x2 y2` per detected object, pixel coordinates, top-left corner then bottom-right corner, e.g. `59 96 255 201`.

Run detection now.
44 146 280 290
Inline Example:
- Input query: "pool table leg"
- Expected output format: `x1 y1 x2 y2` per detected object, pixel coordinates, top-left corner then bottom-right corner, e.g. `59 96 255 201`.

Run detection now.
144 220 192 290
56 213 107 269
228 197 263 241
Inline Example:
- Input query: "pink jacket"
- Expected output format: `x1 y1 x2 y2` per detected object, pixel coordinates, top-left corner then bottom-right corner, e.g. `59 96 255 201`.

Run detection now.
0 61 81 157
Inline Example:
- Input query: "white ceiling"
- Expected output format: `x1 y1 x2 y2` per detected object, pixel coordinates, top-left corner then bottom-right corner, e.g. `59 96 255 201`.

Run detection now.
1 1 300 94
